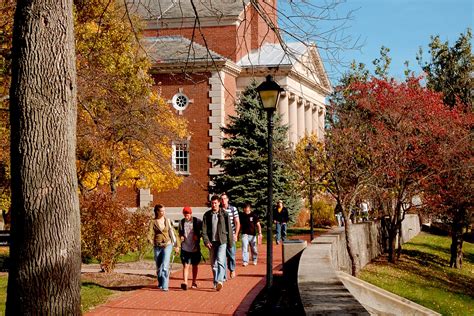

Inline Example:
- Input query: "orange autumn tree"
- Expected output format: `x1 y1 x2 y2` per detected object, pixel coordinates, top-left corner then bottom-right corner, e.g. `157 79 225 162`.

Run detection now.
0 1 14 212
75 0 187 196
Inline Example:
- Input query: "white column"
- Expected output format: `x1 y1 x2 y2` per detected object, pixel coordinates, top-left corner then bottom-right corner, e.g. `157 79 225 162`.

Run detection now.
278 93 289 142
297 97 305 140
288 94 298 146
305 101 312 136
318 104 325 141
312 104 318 136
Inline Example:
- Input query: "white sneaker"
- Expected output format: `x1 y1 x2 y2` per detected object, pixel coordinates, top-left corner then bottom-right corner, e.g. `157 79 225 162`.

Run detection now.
253 261 257 265
243 262 248 267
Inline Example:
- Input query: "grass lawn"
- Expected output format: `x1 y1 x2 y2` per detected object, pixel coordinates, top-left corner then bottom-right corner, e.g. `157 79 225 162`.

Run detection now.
0 274 116 314
359 232 474 316
81 282 117 312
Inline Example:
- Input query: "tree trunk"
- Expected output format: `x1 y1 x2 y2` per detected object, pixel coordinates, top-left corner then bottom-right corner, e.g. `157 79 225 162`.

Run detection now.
342 210 357 276
7 0 81 314
450 209 465 268
110 164 117 197
396 223 402 259
387 226 397 263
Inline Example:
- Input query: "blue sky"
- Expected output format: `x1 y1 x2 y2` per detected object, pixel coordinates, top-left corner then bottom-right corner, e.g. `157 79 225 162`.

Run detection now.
311 0 473 82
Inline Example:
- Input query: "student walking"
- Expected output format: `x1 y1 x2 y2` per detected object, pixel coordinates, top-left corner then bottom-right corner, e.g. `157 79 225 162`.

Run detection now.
220 192 240 279
240 202 262 266
148 204 180 291
178 206 202 290
202 195 233 291
273 200 289 244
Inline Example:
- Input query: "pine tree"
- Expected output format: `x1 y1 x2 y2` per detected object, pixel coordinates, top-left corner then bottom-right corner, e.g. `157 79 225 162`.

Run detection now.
211 83 301 222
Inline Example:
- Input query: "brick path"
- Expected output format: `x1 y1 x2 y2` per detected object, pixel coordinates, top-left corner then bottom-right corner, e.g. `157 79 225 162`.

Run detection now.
87 243 283 315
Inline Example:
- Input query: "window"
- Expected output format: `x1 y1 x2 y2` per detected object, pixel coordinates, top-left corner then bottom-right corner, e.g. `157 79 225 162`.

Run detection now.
171 92 190 111
172 141 189 174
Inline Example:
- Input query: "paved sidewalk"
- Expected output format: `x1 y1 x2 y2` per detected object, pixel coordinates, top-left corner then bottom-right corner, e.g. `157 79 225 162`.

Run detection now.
87 243 283 315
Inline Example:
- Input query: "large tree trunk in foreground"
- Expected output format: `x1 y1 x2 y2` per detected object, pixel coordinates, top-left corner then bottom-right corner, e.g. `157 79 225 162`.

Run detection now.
7 0 81 314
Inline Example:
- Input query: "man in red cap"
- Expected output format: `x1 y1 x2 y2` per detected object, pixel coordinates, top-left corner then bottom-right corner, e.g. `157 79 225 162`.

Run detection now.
178 206 202 290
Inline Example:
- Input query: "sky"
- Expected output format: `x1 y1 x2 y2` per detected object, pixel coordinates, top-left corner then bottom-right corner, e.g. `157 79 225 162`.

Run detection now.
311 0 473 82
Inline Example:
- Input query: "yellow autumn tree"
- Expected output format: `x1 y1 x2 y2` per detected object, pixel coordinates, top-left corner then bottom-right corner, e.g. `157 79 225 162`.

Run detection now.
75 0 187 195
0 1 14 211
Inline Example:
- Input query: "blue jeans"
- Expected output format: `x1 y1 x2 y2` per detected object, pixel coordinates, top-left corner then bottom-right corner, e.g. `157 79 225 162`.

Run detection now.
225 243 236 273
275 222 287 243
154 244 172 290
241 234 258 264
209 241 227 285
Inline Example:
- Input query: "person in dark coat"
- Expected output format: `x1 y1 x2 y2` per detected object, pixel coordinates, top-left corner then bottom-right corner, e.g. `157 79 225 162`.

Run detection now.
202 195 233 291
273 200 289 244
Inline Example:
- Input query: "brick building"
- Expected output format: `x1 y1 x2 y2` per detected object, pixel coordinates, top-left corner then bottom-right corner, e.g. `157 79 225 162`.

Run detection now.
126 0 332 221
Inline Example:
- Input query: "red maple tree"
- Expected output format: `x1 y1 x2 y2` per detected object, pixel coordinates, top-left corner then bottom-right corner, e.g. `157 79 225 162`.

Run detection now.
348 77 472 263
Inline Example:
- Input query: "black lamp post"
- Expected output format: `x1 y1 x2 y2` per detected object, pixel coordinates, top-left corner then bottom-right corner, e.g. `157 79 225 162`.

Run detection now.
305 141 315 241
257 75 283 289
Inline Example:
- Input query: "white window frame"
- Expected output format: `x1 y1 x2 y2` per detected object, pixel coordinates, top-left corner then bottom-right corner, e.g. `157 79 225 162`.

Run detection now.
172 140 190 175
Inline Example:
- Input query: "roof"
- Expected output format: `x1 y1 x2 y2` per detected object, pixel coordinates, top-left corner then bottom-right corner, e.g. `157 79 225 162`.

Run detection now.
237 42 308 67
142 36 224 64
238 42 332 92
127 0 250 20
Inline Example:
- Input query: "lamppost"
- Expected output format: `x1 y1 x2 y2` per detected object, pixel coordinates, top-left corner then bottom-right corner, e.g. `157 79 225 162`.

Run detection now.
257 75 283 289
305 141 315 241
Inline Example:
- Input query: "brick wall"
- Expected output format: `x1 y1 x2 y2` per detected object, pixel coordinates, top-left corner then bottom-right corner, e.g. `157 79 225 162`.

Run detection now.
151 72 212 208
224 73 237 122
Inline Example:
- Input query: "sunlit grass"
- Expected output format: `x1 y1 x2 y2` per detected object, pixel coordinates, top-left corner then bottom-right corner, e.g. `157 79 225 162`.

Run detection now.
359 232 474 316
81 282 116 313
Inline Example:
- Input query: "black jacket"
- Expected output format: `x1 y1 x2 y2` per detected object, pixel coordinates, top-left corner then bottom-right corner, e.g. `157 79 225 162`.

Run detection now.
202 208 234 247
273 206 289 223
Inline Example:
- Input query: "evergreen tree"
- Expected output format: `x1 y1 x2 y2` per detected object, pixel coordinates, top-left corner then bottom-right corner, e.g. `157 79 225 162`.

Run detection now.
211 83 301 222
418 28 473 109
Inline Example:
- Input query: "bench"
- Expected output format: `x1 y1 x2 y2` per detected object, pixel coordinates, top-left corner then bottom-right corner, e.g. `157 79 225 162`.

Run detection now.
0 230 10 246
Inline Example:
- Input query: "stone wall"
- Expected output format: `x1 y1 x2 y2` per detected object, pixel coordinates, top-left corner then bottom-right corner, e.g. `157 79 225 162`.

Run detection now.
330 214 421 274
298 214 421 314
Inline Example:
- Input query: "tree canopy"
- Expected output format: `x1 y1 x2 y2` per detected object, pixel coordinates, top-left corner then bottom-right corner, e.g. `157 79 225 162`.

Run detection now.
75 0 187 195
418 28 473 109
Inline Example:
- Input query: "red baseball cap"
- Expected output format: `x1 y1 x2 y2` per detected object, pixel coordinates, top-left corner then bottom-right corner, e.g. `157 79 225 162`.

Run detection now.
182 206 192 214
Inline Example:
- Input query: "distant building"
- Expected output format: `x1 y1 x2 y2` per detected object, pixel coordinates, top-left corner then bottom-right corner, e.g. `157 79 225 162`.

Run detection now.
123 0 332 221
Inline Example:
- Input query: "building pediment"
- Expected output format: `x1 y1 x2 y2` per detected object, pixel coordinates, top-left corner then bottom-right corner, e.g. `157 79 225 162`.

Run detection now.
237 42 332 94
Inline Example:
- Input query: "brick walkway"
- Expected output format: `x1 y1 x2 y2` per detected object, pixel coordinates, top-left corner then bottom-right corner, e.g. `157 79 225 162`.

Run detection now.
87 243 283 315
